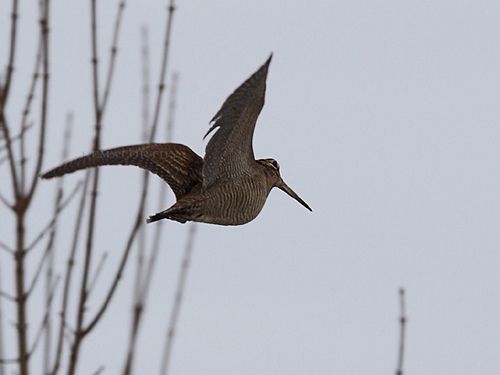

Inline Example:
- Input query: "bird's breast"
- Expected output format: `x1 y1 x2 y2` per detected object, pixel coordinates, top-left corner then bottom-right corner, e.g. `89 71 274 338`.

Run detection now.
201 176 271 225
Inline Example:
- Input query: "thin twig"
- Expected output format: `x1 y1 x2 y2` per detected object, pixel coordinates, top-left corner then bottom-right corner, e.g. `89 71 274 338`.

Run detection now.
28 276 60 363
148 0 176 143
0 242 13 255
131 78 179 369
24 180 82 254
395 288 407 375
0 277 59 366
25 0 50 204
19 39 43 193
0 192 13 211
123 28 179 375
159 224 197 375
11 3 50 372
88 4 178 373
140 26 151 141
90 0 101 123
67 0 126 372
0 0 21 197
139 72 178 302
122 26 150 375
85 0 177 340
164 72 178 143
50 172 90 375
131 23 151 311
19 121 34 193
0 262 5 375
43 117 71 373
87 252 108 297
24 241 51 300
123 229 145 375
0 290 16 303
82 196 144 337
1 0 19 102
99 0 126 113
0 95 20 199
0 123 33 152
0 355 21 365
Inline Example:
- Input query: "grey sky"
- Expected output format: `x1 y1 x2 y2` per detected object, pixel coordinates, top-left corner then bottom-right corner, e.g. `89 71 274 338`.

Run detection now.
2 0 500 374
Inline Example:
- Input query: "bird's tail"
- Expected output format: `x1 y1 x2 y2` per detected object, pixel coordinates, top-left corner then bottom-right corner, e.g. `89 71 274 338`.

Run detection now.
147 199 202 224
147 209 188 224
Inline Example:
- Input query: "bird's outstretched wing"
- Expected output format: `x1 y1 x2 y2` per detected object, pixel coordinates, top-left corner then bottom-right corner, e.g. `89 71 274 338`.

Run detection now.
202 54 272 187
41 143 203 199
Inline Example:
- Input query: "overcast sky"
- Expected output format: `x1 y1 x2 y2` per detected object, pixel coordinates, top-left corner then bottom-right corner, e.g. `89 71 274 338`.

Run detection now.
2 0 500 374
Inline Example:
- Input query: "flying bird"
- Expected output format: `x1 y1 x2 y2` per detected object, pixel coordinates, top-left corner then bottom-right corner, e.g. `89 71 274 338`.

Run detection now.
42 55 312 225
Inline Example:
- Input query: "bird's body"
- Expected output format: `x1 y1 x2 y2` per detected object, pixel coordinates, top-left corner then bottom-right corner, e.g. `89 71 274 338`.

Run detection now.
42 55 311 225
164 161 275 225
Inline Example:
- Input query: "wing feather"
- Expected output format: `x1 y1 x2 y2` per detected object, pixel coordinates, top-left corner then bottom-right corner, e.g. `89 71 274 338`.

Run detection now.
202 54 272 187
41 143 203 199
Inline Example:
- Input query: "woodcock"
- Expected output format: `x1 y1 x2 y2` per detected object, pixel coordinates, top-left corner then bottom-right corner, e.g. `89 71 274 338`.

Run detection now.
42 55 312 225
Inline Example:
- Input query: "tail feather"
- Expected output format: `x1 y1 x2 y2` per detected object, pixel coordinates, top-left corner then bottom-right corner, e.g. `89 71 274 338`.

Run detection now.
147 209 188 224
147 199 202 224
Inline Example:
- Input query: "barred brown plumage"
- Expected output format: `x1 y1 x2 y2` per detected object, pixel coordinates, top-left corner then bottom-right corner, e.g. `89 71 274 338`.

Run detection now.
41 55 311 226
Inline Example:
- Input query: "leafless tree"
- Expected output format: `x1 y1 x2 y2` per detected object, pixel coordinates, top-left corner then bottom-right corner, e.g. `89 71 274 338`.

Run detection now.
0 0 198 374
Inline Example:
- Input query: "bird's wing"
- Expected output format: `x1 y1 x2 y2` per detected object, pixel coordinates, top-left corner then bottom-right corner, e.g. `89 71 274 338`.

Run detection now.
202 54 272 187
41 143 203 199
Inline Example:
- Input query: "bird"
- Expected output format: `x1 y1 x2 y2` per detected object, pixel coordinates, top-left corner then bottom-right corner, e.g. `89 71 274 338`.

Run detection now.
41 54 312 225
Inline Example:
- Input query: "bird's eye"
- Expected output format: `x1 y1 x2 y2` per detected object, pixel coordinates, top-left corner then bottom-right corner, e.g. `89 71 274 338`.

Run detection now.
271 160 280 170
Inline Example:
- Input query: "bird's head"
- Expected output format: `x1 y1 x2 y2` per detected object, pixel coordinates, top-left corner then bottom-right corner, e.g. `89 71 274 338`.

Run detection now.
257 158 312 212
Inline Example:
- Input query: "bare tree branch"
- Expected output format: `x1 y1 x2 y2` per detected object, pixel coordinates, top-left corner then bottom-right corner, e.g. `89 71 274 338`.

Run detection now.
0 355 21 365
0 99 20 199
19 40 43 193
0 0 22 195
67 0 127 372
163 72 178 143
123 39 180 375
11 3 51 372
0 192 12 210
0 262 5 375
0 290 16 303
87 252 108 297
83 0 177 339
25 0 51 205
159 224 197 375
42 113 72 372
1 0 19 102
86 4 178 372
24 180 83 255
100 0 126 114
51 172 90 375
28 276 60 364
140 72 178 302
82 200 142 337
140 26 151 141
0 242 13 255
24 242 51 300
148 0 176 144
395 288 407 375
0 123 33 152
0 277 59 366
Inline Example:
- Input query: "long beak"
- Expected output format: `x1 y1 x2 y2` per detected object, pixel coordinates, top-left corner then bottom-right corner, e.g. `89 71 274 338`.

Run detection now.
276 179 312 212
